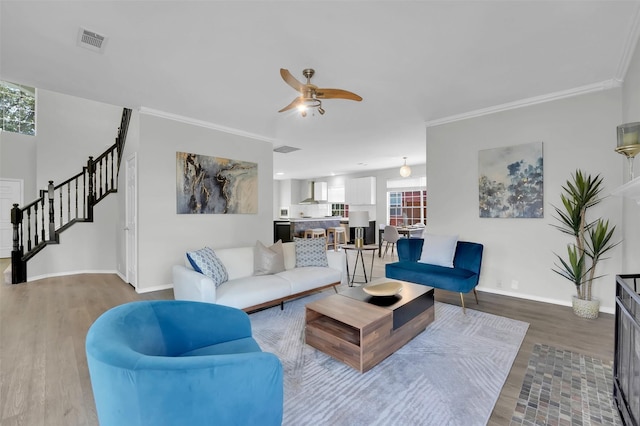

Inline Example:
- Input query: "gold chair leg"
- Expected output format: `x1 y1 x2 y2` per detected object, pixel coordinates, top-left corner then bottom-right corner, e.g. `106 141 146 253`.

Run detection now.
473 288 479 304
460 293 466 314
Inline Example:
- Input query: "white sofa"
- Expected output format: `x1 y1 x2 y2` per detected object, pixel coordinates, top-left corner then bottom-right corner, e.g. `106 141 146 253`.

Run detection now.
172 242 345 312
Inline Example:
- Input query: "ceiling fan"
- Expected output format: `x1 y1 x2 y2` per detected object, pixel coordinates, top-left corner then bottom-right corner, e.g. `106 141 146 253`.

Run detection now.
278 68 362 117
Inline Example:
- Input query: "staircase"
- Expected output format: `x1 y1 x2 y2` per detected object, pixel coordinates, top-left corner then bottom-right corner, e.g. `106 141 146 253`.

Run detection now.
10 108 132 284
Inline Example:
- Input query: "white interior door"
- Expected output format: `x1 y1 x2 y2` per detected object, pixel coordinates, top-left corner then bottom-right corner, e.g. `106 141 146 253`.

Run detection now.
125 154 138 289
0 179 23 258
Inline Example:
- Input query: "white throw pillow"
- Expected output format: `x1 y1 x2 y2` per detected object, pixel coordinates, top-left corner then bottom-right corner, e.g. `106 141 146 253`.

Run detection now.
282 242 296 270
253 240 285 275
418 234 459 268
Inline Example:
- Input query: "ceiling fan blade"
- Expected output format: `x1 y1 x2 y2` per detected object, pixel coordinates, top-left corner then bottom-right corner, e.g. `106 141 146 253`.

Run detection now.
280 69 304 92
278 97 302 113
315 88 363 102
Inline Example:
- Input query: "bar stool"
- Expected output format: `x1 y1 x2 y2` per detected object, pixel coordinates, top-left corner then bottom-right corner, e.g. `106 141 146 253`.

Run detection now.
326 227 347 251
304 228 326 239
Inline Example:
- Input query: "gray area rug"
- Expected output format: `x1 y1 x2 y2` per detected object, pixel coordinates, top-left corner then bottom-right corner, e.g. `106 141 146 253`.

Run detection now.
250 292 529 426
511 344 622 426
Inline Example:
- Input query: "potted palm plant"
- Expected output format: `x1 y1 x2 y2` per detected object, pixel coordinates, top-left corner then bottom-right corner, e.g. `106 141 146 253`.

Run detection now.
552 170 619 319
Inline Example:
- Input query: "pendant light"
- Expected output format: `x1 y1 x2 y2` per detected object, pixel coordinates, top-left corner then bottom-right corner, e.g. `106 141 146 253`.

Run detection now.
399 157 411 177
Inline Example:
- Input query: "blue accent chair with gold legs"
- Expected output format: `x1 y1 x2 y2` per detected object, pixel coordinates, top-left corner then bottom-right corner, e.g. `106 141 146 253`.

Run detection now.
385 238 484 314
86 300 283 426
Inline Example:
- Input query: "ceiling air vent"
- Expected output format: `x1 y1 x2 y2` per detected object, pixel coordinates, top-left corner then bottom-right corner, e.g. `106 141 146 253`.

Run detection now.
273 145 300 154
77 28 107 53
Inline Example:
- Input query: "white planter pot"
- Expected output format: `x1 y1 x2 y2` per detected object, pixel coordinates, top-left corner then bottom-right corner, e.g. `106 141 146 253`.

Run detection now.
572 296 600 319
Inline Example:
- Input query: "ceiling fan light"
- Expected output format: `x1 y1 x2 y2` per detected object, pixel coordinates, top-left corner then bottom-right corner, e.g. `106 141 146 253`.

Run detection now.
400 157 411 177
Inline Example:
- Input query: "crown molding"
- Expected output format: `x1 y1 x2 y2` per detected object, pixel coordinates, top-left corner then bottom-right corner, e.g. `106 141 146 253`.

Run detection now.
138 107 276 143
425 79 623 128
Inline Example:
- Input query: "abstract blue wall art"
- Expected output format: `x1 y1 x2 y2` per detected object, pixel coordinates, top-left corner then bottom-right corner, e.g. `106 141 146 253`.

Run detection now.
176 152 258 214
478 142 543 218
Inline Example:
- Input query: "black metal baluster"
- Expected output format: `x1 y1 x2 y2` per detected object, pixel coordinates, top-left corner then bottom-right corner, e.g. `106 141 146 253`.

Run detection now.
110 150 114 191
48 181 55 241
40 197 45 242
67 182 71 223
99 159 103 197
34 202 39 246
75 177 79 219
26 208 32 251
83 168 87 218
87 157 95 222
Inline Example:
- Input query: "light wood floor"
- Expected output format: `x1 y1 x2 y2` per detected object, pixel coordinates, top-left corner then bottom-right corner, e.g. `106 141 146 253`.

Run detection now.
0 253 615 426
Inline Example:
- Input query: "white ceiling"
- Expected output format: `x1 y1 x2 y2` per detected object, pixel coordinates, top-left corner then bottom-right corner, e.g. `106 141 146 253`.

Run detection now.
2 1 640 180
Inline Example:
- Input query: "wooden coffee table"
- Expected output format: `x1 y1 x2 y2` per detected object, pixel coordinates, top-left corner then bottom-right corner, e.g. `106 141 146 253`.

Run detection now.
304 280 434 373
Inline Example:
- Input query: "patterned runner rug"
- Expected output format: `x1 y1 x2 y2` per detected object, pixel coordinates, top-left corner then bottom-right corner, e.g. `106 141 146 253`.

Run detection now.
250 292 529 426
510 344 622 425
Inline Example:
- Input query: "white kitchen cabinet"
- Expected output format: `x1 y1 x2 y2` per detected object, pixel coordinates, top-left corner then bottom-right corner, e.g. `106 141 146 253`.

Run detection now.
345 177 376 205
327 186 345 203
314 182 328 201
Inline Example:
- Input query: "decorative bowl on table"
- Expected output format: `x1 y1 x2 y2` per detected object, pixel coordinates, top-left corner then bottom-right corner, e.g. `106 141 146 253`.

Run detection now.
362 281 403 297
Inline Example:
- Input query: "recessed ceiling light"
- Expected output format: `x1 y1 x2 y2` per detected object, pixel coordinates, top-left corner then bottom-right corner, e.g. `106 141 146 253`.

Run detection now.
276 172 284 176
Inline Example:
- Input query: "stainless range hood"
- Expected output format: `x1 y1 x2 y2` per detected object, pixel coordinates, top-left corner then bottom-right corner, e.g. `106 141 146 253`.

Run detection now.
299 181 318 204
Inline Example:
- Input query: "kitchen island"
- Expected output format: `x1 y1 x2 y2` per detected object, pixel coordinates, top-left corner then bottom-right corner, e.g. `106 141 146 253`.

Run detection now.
291 217 343 238
273 217 345 243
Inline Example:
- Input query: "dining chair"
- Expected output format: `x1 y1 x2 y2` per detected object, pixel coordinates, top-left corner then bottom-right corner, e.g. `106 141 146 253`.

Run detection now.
381 225 401 258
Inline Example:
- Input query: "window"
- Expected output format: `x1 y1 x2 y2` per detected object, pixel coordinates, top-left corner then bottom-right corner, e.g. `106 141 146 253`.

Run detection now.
0 81 36 135
388 190 427 226
387 177 427 226
331 203 349 218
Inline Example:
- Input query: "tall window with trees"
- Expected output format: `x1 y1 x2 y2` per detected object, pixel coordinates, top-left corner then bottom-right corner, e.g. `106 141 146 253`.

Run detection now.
0 80 36 136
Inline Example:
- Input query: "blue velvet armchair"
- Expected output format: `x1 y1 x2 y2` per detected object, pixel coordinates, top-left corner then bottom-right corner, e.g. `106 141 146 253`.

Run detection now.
385 238 484 313
86 300 283 426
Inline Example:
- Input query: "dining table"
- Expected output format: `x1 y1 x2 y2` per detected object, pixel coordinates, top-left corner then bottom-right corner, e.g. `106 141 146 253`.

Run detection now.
378 225 425 257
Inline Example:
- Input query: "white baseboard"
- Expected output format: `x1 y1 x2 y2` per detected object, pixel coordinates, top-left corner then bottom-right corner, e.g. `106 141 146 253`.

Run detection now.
28 269 173 295
136 283 173 294
28 269 117 282
114 271 173 294
476 286 615 315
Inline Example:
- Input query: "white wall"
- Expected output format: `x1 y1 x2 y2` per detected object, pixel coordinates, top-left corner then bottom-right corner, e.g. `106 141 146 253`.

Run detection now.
28 195 117 278
134 113 273 292
620 35 640 273
0 130 37 201
426 89 623 312
35 89 122 189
